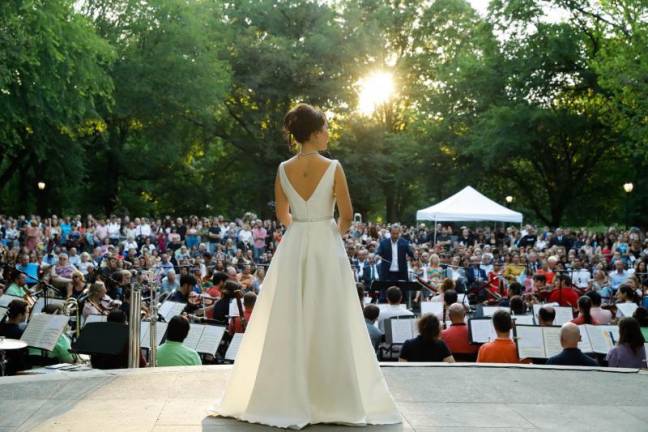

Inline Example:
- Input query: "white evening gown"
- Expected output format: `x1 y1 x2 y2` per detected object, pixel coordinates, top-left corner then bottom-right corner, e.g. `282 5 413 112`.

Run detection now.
209 159 402 429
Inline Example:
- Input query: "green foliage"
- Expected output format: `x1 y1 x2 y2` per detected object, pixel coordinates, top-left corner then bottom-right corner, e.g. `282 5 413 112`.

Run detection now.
0 0 646 227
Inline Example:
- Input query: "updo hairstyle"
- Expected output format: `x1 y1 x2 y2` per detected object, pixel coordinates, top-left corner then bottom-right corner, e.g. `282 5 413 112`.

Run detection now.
283 103 326 148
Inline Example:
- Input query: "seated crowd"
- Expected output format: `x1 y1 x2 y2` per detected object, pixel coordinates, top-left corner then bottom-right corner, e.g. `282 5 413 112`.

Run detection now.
1 214 647 373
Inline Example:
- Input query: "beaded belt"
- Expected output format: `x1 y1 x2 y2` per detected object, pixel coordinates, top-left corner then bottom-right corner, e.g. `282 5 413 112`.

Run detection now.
292 216 334 223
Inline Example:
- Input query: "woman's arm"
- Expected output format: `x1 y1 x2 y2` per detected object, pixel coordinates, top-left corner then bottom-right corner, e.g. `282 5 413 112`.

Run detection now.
274 167 292 227
333 162 353 235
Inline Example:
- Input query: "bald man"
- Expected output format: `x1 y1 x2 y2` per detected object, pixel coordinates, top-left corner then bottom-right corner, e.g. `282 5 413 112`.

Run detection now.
545 323 597 366
440 303 478 360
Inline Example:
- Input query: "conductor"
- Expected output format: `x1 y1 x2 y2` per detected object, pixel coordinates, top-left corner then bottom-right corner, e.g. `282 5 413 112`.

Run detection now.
376 224 414 282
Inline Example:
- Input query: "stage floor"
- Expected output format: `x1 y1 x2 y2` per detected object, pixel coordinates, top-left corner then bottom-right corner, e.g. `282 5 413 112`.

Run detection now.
1 363 647 432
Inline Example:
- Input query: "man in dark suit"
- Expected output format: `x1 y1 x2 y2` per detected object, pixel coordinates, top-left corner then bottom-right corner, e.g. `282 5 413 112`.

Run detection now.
466 256 487 287
376 224 414 282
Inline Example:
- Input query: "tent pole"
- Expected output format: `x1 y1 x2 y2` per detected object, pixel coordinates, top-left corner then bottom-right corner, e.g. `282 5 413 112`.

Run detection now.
433 216 437 246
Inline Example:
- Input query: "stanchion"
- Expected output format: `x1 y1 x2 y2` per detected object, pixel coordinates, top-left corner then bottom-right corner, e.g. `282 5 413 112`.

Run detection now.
128 284 142 368
149 283 158 367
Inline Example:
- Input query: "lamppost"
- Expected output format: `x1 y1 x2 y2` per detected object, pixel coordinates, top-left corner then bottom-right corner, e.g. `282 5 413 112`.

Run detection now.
623 182 634 228
505 195 513 208
36 181 47 216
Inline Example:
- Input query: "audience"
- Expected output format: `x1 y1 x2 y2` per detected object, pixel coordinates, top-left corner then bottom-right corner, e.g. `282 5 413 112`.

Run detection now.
399 314 454 363
157 316 202 367
546 323 598 366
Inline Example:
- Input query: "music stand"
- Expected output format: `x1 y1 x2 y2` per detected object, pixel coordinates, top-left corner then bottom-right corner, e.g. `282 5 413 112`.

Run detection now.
71 322 129 369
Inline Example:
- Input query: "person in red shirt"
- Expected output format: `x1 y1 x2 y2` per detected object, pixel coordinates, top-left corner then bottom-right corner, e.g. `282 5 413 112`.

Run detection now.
477 310 520 364
228 292 256 334
441 303 478 361
547 274 580 309
570 295 599 325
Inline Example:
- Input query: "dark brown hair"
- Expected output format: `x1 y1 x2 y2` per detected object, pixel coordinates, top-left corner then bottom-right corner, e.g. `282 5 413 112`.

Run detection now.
418 313 441 343
283 103 326 148
618 317 646 354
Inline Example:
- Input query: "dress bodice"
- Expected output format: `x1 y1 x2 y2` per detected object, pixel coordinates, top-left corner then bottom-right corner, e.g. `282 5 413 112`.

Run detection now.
279 160 337 222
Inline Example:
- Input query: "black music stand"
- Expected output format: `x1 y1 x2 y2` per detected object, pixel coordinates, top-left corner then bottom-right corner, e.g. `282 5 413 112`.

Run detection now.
369 280 421 308
71 322 129 369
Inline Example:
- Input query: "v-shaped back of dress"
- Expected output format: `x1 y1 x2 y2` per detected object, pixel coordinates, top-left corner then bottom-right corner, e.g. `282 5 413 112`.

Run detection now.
279 160 337 221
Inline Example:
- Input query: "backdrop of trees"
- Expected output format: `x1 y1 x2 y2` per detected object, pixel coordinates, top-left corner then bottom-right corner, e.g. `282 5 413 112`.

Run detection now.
1 0 646 227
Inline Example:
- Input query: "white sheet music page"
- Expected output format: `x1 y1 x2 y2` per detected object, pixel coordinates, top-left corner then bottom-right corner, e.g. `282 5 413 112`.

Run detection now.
516 325 545 358
83 315 107 326
599 325 620 345
390 319 415 344
228 300 240 317
159 301 186 321
513 315 535 326
140 321 151 349
225 332 244 361
0 307 6 322
542 326 563 358
577 325 593 353
553 307 575 325
532 303 559 321
155 322 168 346
196 326 226 355
33 298 66 315
616 303 638 318
482 306 510 317
420 302 443 318
469 319 494 344
0 295 22 308
20 314 68 351
584 324 611 354
184 324 204 350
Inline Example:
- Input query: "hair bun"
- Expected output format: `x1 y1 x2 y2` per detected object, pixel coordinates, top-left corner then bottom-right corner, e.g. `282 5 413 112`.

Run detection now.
282 103 326 147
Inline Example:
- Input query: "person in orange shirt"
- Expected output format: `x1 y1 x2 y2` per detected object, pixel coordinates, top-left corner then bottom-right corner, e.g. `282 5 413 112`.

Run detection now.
441 303 478 361
477 310 520 364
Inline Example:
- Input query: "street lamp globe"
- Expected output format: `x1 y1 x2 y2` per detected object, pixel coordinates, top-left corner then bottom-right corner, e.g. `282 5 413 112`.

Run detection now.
623 182 634 193
505 195 513 204
37 181 46 191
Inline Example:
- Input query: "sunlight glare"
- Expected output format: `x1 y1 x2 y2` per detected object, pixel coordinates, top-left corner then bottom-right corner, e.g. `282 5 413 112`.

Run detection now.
357 71 395 115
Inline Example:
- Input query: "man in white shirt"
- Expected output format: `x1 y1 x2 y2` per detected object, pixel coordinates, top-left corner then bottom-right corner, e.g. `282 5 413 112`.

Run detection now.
108 218 121 246
570 257 591 290
377 286 414 331
376 224 414 282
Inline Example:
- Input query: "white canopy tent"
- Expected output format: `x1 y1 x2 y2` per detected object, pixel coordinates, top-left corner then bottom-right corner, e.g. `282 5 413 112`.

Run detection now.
416 186 523 242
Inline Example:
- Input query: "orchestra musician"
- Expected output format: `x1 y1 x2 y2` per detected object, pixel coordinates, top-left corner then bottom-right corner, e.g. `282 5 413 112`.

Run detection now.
82 281 120 319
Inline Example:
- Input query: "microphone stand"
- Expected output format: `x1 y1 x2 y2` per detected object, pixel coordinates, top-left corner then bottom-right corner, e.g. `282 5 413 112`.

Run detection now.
13 267 58 311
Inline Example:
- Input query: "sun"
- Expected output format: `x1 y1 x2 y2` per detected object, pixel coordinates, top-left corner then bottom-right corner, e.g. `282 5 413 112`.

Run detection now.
357 71 395 115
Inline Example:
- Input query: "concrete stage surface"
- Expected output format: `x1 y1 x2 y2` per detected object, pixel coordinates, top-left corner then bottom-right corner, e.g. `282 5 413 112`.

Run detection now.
1 363 647 432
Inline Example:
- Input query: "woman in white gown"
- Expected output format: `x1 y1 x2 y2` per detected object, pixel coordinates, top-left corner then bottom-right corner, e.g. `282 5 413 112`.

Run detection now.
209 103 402 429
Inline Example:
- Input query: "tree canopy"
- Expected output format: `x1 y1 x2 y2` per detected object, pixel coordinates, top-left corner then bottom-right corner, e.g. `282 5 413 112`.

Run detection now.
1 0 646 227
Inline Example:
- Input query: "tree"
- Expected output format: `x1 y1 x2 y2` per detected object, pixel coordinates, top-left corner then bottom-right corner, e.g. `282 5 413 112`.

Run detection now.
0 0 113 212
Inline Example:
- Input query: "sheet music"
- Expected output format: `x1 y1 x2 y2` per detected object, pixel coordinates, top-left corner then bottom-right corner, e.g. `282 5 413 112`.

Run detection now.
513 315 535 325
542 326 563 358
0 295 22 308
616 302 638 318
140 321 167 349
158 301 186 321
196 325 226 355
457 294 467 305
532 303 559 321
184 324 204 350
482 306 510 317
469 319 496 344
33 297 66 315
553 307 574 325
389 319 416 344
228 300 239 317
420 302 444 318
516 325 545 358
377 303 408 311
577 325 593 353
0 307 6 322
20 313 68 351
225 332 243 361
83 315 107 326
362 296 372 305
599 325 620 345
